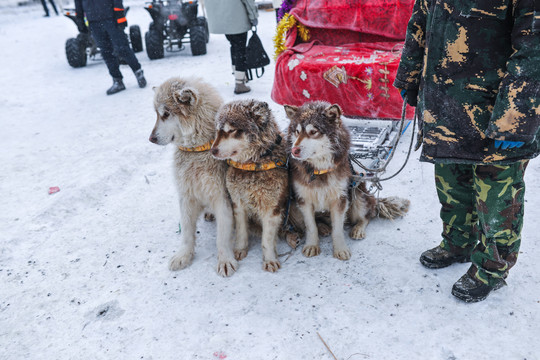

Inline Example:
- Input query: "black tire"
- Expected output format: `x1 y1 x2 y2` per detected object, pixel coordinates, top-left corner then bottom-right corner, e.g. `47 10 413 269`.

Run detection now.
145 29 164 60
65 37 87 68
130 25 143 53
196 16 209 43
189 25 206 56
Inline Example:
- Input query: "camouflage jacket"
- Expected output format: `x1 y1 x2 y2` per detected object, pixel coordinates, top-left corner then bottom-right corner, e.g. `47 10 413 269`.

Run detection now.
394 0 540 164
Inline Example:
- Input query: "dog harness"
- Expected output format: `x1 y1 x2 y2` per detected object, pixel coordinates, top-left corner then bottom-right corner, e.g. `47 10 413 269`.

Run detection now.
177 140 213 152
226 158 287 171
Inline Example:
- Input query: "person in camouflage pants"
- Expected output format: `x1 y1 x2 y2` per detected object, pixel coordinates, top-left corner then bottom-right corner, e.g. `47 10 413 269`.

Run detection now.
394 0 540 302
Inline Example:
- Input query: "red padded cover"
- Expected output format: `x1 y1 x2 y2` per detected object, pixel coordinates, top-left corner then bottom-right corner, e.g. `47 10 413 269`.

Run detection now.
271 41 415 119
290 0 414 40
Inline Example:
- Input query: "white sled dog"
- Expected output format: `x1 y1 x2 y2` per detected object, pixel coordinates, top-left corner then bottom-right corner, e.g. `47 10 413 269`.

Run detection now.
149 77 237 277
285 101 410 260
211 99 295 272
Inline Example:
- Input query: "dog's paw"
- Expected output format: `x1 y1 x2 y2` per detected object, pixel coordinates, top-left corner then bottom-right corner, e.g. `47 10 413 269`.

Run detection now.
317 223 332 237
234 248 248 261
334 248 351 261
302 245 321 257
204 212 215 222
169 252 194 271
263 259 281 273
286 232 301 249
217 259 238 277
349 225 366 240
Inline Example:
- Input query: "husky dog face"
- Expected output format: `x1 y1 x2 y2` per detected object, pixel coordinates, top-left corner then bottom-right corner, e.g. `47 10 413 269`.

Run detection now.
285 102 349 168
211 100 277 163
149 80 208 146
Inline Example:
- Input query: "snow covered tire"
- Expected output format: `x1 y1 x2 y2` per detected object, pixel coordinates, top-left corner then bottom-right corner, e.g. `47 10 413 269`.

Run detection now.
65 37 87 68
130 25 143 53
189 25 206 56
145 29 164 60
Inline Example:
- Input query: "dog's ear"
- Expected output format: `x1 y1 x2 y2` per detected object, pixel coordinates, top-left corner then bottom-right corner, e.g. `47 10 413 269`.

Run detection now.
284 105 299 119
174 87 198 106
252 101 269 122
324 104 342 122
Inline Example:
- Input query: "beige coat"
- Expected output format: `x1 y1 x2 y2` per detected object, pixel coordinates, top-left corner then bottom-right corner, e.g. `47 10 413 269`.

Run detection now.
205 0 258 35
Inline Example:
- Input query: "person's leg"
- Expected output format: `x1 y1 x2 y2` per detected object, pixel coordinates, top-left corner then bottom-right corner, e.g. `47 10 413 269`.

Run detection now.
420 163 478 268
40 0 49 16
225 32 250 94
470 161 527 286
48 0 59 15
103 20 146 88
436 163 479 254
104 20 141 73
89 21 122 79
89 21 125 94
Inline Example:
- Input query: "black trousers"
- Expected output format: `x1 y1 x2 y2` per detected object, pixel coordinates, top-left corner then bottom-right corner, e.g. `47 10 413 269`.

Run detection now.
225 32 248 72
41 0 58 16
89 19 141 79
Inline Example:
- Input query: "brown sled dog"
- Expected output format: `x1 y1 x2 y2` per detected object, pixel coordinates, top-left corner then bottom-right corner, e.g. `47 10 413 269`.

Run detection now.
211 100 299 272
149 77 237 277
285 101 410 260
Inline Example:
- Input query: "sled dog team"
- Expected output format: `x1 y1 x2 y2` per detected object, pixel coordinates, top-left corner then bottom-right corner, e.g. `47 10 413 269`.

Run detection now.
149 77 409 276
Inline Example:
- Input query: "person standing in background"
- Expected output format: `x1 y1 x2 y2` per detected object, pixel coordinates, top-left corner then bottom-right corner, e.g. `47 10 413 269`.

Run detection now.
41 0 59 17
205 0 258 94
75 0 147 95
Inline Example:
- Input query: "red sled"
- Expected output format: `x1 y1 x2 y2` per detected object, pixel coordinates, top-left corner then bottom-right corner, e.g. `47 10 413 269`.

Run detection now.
271 0 416 120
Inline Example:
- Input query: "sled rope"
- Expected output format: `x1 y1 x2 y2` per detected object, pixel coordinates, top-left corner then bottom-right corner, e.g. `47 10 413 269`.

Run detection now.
317 332 339 360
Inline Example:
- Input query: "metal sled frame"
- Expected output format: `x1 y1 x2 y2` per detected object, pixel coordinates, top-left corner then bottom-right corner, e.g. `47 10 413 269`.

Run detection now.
346 99 416 189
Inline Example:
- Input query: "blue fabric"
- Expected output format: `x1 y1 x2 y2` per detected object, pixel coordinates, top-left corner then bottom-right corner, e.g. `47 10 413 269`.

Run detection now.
89 19 140 79
494 140 525 150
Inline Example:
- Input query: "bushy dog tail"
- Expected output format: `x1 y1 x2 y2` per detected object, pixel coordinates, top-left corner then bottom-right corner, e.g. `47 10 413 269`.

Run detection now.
376 196 410 219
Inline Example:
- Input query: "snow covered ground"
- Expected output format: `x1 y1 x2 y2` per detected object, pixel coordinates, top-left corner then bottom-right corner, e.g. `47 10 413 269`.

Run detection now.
1 2 540 359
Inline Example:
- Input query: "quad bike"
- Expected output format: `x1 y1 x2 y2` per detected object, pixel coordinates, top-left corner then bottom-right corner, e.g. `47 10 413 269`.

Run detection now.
63 8 144 68
144 0 209 59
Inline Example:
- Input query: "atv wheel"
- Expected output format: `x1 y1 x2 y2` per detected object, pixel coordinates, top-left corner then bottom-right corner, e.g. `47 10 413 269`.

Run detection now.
145 29 164 60
189 25 207 56
196 16 209 43
130 25 143 53
66 37 87 68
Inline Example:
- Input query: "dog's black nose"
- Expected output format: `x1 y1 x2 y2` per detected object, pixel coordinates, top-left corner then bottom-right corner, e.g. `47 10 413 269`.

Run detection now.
149 136 158 143
292 147 301 157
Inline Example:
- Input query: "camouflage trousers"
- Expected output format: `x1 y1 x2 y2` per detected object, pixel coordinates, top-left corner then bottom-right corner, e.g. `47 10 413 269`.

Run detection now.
435 161 528 286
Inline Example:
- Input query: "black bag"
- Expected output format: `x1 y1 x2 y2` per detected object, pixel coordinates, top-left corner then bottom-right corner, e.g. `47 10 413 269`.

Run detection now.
245 28 270 80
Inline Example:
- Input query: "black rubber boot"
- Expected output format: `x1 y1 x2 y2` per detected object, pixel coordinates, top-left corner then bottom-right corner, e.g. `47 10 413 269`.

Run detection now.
419 245 470 269
452 270 507 303
106 78 126 95
134 69 147 88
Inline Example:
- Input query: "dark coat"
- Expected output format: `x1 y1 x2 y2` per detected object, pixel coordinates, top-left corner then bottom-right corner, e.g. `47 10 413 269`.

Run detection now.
75 0 123 22
394 0 540 164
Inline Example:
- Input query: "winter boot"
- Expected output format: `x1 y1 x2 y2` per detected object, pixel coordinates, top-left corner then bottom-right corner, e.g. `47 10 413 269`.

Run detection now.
419 245 470 269
134 69 147 88
451 268 507 303
234 70 251 94
106 78 126 95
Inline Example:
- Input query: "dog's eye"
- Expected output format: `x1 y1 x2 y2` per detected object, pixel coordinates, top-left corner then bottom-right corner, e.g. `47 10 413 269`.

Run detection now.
234 129 243 134
295 130 300 136
162 111 169 120
309 129 318 136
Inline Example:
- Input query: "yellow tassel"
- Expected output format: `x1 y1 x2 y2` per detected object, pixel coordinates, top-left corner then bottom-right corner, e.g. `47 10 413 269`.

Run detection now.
273 13 310 59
